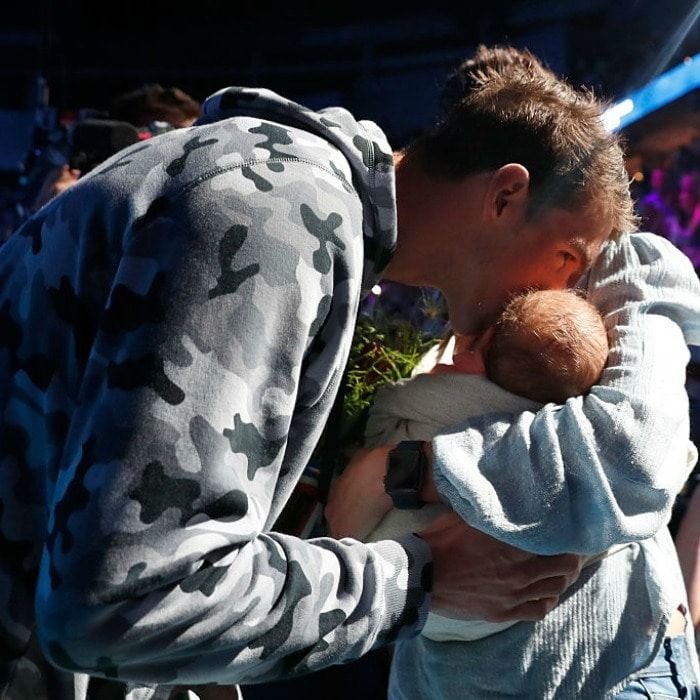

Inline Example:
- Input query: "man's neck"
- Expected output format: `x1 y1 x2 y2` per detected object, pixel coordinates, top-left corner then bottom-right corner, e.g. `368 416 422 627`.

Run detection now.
386 151 489 291
386 151 458 287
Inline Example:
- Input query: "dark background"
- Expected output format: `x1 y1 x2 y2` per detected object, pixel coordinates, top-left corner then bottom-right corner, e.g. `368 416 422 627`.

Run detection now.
3 0 700 143
3 0 700 234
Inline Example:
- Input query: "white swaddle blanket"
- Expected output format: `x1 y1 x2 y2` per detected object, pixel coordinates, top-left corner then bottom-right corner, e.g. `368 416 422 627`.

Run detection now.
364 371 627 642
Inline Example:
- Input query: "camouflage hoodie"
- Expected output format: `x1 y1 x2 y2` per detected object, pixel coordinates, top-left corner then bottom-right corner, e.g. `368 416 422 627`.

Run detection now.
0 88 431 699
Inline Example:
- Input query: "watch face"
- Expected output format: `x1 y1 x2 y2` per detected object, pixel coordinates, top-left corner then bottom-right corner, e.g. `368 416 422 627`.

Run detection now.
386 450 422 491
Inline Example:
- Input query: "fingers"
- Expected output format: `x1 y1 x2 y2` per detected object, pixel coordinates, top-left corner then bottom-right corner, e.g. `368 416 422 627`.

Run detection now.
482 570 579 622
480 576 570 622
422 513 584 622
520 574 572 600
424 513 582 581
489 597 560 622
512 553 583 586
58 165 80 180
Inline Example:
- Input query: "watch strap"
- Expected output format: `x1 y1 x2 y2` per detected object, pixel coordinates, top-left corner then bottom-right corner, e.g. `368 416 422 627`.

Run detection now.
385 440 426 510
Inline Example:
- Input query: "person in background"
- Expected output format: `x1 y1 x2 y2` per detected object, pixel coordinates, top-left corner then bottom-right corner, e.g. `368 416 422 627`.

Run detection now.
639 167 676 239
668 171 700 249
110 83 202 129
671 346 700 648
30 119 142 212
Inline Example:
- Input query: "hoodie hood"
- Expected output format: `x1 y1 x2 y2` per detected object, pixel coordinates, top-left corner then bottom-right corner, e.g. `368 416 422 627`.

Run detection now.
199 86 397 291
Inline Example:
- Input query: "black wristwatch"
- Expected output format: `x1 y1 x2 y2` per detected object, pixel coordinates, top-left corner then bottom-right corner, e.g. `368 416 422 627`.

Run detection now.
384 440 427 510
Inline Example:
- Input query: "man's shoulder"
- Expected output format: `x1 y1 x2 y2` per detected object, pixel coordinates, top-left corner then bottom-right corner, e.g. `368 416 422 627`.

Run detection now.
601 232 697 276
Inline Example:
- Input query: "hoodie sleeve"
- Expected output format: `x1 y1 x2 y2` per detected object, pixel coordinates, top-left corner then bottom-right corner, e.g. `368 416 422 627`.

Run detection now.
431 233 700 555
35 164 431 685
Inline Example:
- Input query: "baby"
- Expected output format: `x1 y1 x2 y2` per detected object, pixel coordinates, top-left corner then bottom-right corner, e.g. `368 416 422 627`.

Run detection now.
364 288 609 641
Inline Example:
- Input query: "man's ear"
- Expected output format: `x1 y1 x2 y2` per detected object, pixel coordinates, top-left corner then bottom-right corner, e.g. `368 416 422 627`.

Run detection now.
484 163 530 220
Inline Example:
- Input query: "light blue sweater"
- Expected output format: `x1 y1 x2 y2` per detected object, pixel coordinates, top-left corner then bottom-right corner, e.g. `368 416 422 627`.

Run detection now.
391 233 700 699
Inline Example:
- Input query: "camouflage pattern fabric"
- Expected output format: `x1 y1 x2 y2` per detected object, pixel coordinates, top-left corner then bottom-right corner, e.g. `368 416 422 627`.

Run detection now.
0 88 431 699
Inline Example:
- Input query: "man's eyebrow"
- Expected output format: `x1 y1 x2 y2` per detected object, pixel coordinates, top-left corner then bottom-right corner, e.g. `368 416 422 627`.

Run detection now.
569 238 593 270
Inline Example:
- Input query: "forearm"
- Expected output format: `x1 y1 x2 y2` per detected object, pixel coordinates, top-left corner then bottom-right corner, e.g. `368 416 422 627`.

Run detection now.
36 527 431 683
32 179 435 683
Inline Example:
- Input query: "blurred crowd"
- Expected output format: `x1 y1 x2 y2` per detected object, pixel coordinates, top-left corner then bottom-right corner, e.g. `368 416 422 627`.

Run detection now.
634 151 700 270
5 78 700 281
0 83 202 243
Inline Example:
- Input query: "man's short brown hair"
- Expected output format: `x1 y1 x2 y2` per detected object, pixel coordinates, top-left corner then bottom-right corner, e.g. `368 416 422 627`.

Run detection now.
412 45 637 236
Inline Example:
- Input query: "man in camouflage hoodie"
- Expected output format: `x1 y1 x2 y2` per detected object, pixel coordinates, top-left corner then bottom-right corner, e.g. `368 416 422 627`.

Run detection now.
1 50 640 698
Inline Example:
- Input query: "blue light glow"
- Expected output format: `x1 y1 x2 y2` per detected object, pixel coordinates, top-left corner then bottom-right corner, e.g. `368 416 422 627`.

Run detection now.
604 53 700 132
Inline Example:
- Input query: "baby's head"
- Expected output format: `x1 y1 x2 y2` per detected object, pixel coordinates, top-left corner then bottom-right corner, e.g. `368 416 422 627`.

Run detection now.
485 289 608 404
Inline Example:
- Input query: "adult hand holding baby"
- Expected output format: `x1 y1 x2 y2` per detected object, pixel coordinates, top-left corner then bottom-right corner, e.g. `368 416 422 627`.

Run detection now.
418 511 583 622
325 443 583 622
